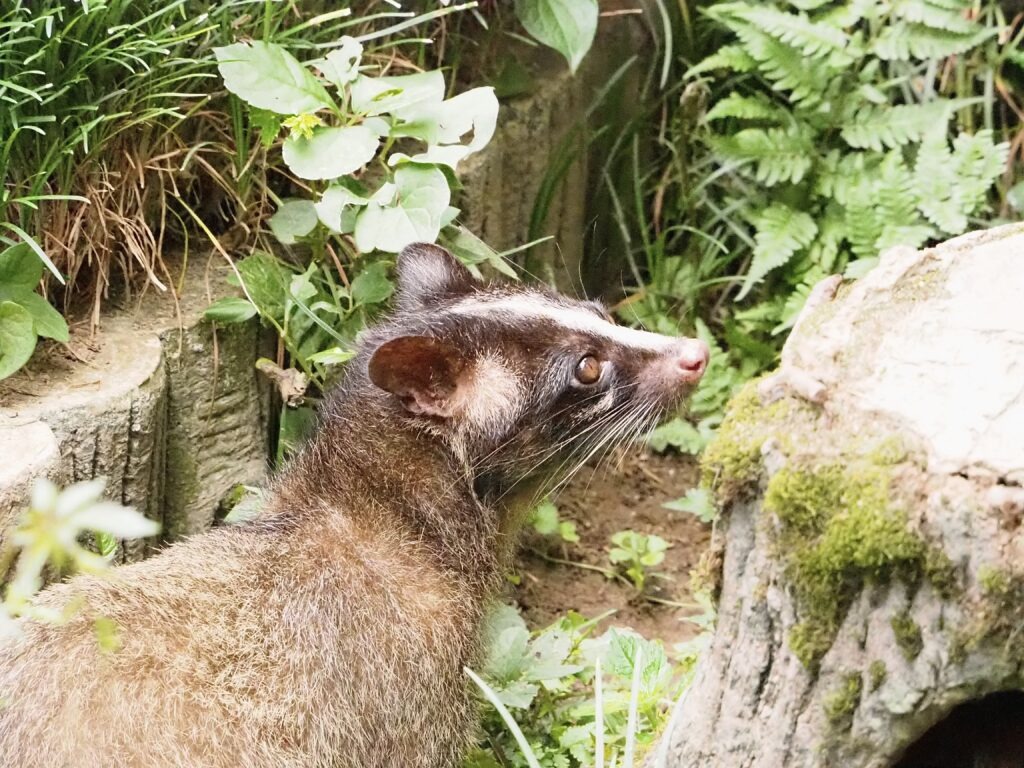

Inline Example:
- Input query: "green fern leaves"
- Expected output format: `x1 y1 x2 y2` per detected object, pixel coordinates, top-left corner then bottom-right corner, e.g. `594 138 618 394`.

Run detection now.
841 99 978 151
710 126 814 185
690 0 1009 322
739 204 818 298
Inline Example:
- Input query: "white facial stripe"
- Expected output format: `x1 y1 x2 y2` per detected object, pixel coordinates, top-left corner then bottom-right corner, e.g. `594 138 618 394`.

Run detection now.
451 295 678 353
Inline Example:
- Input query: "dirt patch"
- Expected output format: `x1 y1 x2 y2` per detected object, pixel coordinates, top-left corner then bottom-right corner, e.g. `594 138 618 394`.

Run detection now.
513 449 711 648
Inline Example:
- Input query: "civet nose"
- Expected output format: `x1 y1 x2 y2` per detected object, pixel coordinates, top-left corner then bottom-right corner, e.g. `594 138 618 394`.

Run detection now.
675 339 710 384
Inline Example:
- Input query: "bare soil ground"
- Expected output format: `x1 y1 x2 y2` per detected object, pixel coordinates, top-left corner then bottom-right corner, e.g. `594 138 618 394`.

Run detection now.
513 450 711 647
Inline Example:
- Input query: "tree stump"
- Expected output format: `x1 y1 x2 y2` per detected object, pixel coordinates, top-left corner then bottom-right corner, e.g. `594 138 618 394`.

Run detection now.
659 224 1024 767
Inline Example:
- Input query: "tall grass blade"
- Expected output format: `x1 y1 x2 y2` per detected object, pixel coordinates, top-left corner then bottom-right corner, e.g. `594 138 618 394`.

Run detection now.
465 666 543 768
623 646 643 768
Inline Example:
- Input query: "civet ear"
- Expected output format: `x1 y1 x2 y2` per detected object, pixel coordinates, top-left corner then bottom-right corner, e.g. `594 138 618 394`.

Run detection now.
368 335 470 418
394 243 479 310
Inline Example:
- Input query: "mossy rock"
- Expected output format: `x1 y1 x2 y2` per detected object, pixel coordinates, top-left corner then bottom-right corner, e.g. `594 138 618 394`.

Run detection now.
659 226 1024 768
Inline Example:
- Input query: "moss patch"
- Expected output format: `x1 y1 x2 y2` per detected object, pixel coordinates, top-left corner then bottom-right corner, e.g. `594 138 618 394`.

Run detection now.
700 380 805 503
868 660 886 692
890 611 924 660
766 462 943 672
953 566 1024 664
823 672 863 730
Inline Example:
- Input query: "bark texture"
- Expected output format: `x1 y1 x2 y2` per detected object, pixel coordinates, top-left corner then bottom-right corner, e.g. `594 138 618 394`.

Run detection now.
660 224 1024 767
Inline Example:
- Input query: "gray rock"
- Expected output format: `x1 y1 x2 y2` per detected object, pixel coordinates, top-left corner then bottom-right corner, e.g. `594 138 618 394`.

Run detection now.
657 224 1024 767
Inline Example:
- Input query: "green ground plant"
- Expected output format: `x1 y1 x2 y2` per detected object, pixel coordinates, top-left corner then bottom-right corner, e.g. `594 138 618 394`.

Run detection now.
608 531 671 594
466 604 682 768
529 500 581 545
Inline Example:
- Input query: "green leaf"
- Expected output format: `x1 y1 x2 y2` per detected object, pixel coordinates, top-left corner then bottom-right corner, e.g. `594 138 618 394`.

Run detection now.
392 87 499 171
705 92 787 123
914 129 1009 234
727 24 832 105
646 417 709 454
349 71 445 117
444 226 519 279
514 0 598 74
891 0 977 33
732 5 850 60
0 243 43 291
739 203 818 299
269 199 319 244
313 37 363 88
872 23 995 60
214 41 334 115
710 126 815 186
249 108 283 148
0 290 69 342
281 125 379 181
0 224 64 285
315 183 370 233
203 297 258 324
354 165 451 253
686 45 757 78
840 100 975 151
530 500 561 536
306 347 356 366
0 301 38 380
350 261 395 306
663 488 717 524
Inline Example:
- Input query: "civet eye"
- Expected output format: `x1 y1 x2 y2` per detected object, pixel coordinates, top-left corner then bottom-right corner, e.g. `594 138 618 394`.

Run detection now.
574 355 602 385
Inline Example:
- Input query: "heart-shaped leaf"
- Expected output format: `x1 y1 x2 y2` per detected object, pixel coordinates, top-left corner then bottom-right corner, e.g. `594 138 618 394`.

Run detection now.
282 125 379 180
353 165 450 253
269 199 319 244
215 41 335 115
514 0 598 74
3 291 69 342
0 243 43 291
315 184 370 233
203 297 258 324
393 87 499 171
350 261 394 306
0 301 38 380
315 37 363 88
349 71 445 117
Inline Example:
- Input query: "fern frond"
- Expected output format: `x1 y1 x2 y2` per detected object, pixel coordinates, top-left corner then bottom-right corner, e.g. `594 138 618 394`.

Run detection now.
872 23 995 61
685 45 757 78
806 202 848 272
841 99 976 151
706 92 788 123
738 203 818 299
732 5 850 60
891 0 976 33
787 0 834 10
873 153 919 225
730 25 832 105
914 128 1009 233
843 187 885 259
874 224 936 252
709 125 815 186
